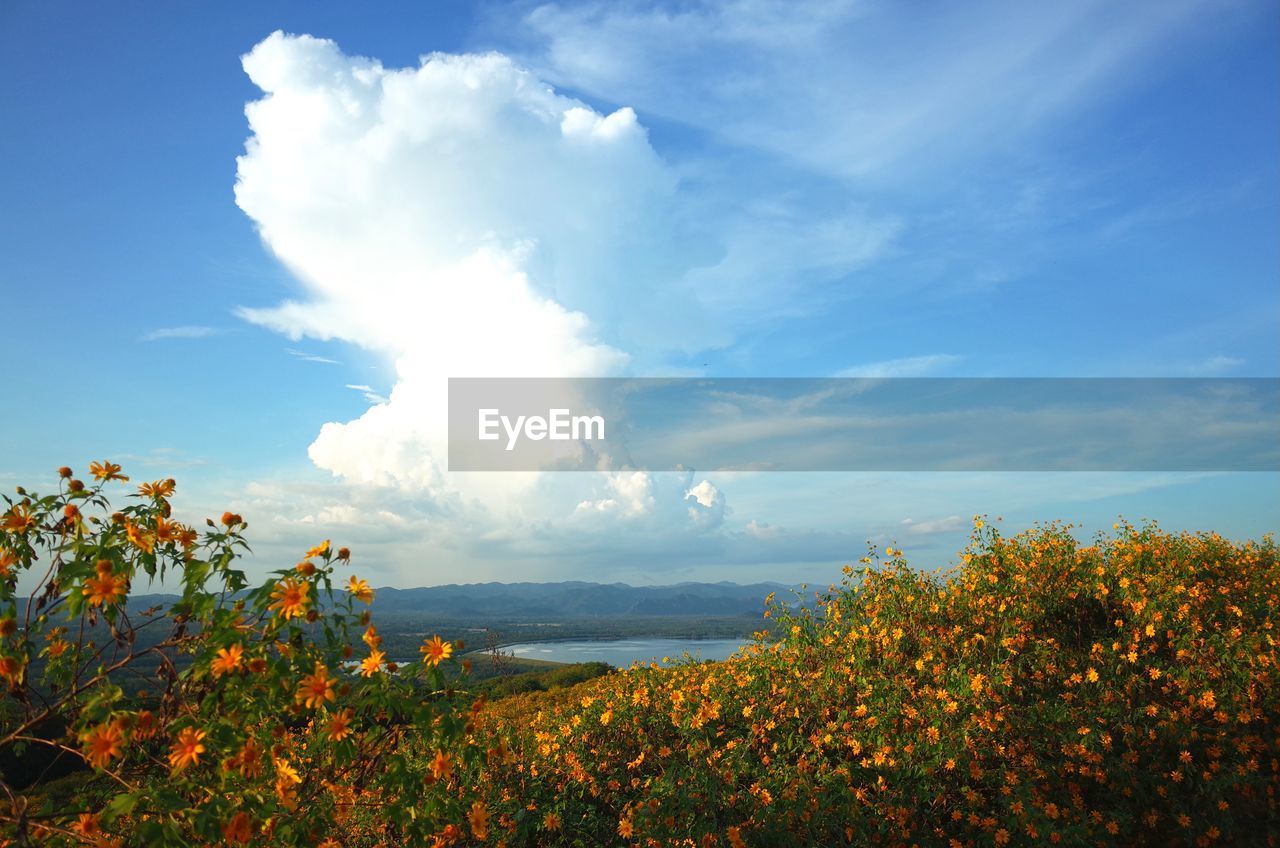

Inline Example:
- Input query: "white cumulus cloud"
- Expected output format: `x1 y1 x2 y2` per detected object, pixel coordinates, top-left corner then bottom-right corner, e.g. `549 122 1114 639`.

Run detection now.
234 31 713 492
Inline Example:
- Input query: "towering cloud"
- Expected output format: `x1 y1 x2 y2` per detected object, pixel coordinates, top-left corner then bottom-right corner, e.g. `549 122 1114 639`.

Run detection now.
235 32 706 490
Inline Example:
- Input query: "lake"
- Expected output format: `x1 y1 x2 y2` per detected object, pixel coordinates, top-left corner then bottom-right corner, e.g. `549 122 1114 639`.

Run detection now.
502 637 747 666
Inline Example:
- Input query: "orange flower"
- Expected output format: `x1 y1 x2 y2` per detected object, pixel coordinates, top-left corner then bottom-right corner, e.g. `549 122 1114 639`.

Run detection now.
347 575 374 604
2 505 34 534
468 801 489 840
235 738 264 779
211 644 245 678
133 710 157 740
269 578 310 620
543 812 562 831
125 521 153 553
81 722 125 769
296 664 335 709
71 813 101 837
168 727 206 772
83 566 127 608
618 817 635 838
275 757 302 807
304 540 331 559
359 649 385 678
727 826 746 848
326 708 354 742
138 478 176 498
222 812 253 845
89 460 128 482
0 656 18 686
362 624 381 649
153 516 180 544
429 749 454 781
0 548 16 577
421 635 453 667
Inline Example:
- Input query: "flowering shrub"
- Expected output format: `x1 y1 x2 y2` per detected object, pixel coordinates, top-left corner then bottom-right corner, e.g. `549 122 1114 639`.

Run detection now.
0 466 479 846
468 521 1279 846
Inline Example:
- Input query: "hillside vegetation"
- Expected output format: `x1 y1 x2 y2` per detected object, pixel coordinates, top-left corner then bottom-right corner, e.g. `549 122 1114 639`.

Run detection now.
1 467 1276 847
454 520 1279 846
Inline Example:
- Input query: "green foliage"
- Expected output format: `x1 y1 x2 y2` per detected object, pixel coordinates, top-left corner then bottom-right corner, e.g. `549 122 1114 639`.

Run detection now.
0 466 480 846
475 662 615 699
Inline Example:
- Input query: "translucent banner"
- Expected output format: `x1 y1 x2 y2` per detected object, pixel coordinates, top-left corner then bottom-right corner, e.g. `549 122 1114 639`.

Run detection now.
447 378 1280 472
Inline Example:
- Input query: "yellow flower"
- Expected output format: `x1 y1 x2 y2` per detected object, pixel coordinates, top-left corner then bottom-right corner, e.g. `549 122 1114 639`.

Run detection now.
89 460 128 482
138 478 175 498
326 708 354 742
543 812 562 831
211 644 245 678
1085 667 1099 683
304 540 331 559
168 727 206 772
83 563 127 608
296 664 335 709
125 521 153 553
268 578 310 620
421 635 453 667
469 801 489 840
359 649 385 678
275 757 302 785
347 575 375 604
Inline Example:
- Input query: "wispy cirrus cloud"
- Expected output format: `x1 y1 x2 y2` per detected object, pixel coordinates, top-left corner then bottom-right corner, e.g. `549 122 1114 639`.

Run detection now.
346 384 389 405
140 325 224 341
516 0 1239 183
285 347 340 365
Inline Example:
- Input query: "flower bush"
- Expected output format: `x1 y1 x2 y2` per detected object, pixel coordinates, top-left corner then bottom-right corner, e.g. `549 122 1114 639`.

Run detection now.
466 521 1279 846
0 466 479 846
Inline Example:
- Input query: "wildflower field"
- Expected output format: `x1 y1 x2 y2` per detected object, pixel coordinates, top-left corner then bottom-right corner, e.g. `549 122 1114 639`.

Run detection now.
1 467 1276 846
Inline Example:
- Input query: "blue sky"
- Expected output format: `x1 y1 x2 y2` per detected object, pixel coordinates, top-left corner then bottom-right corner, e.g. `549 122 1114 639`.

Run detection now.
1 0 1276 588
